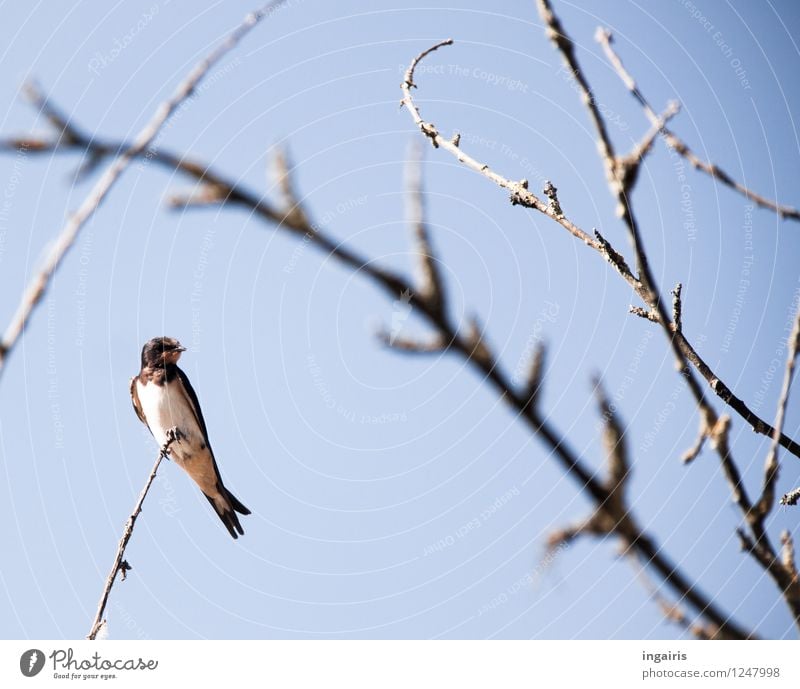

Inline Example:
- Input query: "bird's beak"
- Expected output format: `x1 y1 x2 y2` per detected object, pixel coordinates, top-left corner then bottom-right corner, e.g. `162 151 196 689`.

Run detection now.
176 345 187 353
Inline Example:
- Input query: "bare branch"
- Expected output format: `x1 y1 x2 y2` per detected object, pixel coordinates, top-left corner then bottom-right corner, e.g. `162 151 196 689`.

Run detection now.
406 139 445 315
542 180 564 219
628 101 680 163
0 0 289 381
592 377 630 496
737 528 800 619
629 305 658 323
375 328 447 353
166 183 229 209
630 558 720 640
521 341 546 412
546 515 609 552
87 437 174 640
615 101 680 195
782 487 800 507
781 531 799 581
271 146 312 229
594 228 635 283
755 298 800 520
708 415 753 515
400 38 600 250
595 27 800 223
399 37 800 462
21 80 87 146
537 0 617 184
671 282 683 333
681 419 708 465
463 315 494 370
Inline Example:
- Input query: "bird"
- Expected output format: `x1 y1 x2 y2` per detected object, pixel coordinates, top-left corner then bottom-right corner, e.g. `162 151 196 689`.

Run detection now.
130 336 251 539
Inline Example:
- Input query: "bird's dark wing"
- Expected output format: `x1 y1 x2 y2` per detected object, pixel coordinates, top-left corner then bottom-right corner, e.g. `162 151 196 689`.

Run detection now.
129 376 147 425
174 365 212 451
175 366 250 538
175 365 251 525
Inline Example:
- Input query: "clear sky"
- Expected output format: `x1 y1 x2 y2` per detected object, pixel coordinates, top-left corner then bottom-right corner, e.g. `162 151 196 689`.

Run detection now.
0 0 799 640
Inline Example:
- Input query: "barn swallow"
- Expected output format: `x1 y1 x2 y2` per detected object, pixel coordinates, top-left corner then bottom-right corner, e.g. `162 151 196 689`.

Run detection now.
130 336 250 538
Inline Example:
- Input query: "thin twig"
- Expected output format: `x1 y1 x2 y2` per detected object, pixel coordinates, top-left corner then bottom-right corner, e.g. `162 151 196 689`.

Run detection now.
406 140 446 315
536 0 617 184
400 38 600 251
681 418 708 464
270 146 312 229
708 416 753 516
595 27 800 222
521 341 546 412
0 0 288 381
614 101 680 195
630 557 719 640
782 487 800 507
737 528 800 618
781 531 799 581
87 438 174 640
629 305 658 322
671 283 683 333
594 380 631 499
755 298 800 519
375 329 447 353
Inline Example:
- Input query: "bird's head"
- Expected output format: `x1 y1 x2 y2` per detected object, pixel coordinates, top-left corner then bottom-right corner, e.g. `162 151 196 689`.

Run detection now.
141 336 186 368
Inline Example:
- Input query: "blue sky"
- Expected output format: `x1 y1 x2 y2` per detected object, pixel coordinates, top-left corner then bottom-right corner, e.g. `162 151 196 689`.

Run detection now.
0 0 799 639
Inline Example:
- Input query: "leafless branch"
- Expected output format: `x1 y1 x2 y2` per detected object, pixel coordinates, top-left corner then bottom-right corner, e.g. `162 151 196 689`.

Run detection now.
543 386 751 638
406 140 445 315
593 228 635 283
671 283 683 333
781 531 799 581
521 341 546 412
270 146 312 229
591 380 629 497
542 180 564 219
595 27 800 222
629 305 658 323
400 39 599 251
615 101 680 195
397 32 800 462
407 44 754 632
783 488 800 507
375 328 447 353
536 0 617 185
756 299 800 519
707 415 753 516
681 418 709 465
397 4 796 634
461 315 494 370
166 183 229 209
20 80 88 146
737 528 800 619
0 0 289 381
630 559 719 640
87 437 174 640
546 515 608 552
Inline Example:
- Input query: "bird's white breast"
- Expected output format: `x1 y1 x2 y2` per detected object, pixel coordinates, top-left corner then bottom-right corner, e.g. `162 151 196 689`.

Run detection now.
136 378 198 448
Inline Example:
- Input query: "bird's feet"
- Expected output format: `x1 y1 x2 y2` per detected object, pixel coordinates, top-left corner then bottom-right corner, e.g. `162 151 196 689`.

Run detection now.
162 426 186 456
166 426 186 443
